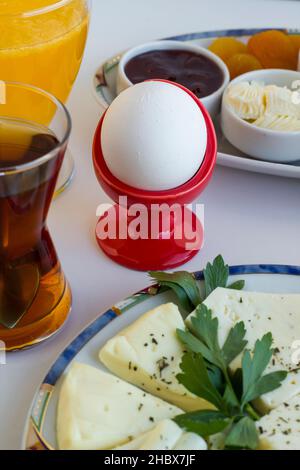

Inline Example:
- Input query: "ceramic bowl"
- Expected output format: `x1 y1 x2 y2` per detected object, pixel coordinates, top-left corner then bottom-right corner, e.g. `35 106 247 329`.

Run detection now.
116 40 230 119
221 69 300 163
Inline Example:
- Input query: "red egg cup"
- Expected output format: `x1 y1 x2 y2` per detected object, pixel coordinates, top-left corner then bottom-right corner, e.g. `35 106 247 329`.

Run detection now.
93 80 217 271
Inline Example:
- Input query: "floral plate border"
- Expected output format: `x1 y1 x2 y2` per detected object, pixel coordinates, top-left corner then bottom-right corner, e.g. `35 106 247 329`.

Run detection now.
23 263 300 450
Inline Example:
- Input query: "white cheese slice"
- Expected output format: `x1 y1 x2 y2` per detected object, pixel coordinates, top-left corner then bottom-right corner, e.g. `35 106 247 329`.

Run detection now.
115 419 207 450
99 303 213 411
57 362 182 450
186 288 300 413
208 432 226 450
174 431 207 450
257 393 300 450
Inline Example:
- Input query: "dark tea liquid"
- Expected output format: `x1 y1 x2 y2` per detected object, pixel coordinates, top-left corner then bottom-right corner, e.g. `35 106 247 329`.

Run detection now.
0 118 71 350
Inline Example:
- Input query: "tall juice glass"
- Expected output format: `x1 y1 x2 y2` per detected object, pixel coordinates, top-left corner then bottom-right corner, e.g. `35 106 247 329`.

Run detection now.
0 0 91 194
0 81 72 350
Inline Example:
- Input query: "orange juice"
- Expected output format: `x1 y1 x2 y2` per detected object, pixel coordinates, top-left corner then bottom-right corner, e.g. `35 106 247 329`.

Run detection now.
0 0 89 110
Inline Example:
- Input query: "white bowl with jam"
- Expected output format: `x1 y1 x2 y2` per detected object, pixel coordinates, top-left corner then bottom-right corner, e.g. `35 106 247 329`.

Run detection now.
116 40 230 119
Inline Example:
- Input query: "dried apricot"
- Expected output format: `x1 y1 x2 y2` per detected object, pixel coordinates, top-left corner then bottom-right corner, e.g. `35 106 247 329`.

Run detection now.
227 53 262 79
208 37 247 64
248 30 297 70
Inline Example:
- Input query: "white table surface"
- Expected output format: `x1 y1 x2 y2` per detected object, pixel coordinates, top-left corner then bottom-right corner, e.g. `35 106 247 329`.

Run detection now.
1 0 300 450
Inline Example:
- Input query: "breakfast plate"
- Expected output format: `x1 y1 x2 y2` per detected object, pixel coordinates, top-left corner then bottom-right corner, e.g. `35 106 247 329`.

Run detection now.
92 28 300 179
23 262 300 450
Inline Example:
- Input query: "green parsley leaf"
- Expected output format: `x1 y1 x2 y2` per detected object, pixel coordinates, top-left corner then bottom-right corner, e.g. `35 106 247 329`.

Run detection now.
203 255 229 297
154 280 194 312
180 305 247 371
224 417 259 450
174 410 230 437
177 328 287 449
241 333 287 407
231 368 243 401
177 328 217 365
149 271 201 311
227 280 245 290
223 384 241 415
177 352 225 411
149 256 245 313
242 371 288 405
206 363 225 395
221 321 247 366
190 304 219 353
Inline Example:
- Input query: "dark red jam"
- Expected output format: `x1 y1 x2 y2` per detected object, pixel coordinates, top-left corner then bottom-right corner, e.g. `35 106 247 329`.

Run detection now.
125 49 224 99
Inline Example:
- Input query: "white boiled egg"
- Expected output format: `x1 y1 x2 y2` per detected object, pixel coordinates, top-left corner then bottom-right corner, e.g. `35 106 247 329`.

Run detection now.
101 81 207 191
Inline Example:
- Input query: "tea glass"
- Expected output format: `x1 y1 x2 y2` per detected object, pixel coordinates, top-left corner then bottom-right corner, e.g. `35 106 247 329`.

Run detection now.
0 81 72 350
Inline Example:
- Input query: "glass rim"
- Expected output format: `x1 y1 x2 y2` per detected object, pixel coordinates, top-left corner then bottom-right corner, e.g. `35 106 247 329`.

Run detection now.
0 80 72 176
0 0 76 18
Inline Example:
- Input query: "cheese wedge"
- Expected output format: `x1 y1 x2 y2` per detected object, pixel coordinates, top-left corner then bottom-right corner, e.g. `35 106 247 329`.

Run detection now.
57 362 182 450
99 303 213 411
186 288 300 413
257 393 300 450
115 419 207 450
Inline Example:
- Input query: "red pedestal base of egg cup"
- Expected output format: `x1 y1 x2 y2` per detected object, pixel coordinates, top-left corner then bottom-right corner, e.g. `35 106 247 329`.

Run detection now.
93 80 217 271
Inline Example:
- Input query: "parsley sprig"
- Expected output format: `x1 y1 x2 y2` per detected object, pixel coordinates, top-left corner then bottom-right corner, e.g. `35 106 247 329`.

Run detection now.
150 255 286 448
174 304 287 450
148 270 201 311
149 255 245 312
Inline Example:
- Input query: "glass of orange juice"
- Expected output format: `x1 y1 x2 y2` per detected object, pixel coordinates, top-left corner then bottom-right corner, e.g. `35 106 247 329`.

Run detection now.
0 0 91 195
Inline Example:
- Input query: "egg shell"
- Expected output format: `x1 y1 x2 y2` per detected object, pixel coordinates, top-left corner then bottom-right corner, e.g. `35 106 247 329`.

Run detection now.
101 81 207 191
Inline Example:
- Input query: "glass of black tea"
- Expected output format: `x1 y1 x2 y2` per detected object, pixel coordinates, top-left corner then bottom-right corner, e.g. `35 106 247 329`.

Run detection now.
0 81 72 350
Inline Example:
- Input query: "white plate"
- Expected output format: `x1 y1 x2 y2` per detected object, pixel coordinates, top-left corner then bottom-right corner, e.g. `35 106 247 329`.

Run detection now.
23 263 300 450
92 28 300 179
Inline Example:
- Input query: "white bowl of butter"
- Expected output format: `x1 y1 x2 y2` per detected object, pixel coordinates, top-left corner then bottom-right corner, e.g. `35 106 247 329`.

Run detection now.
221 69 300 162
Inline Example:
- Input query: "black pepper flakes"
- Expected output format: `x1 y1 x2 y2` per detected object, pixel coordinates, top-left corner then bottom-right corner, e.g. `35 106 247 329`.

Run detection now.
156 358 169 377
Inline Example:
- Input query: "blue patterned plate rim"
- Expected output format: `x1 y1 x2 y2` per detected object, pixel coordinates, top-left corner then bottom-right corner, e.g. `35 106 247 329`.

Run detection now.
23 263 300 450
163 27 291 42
